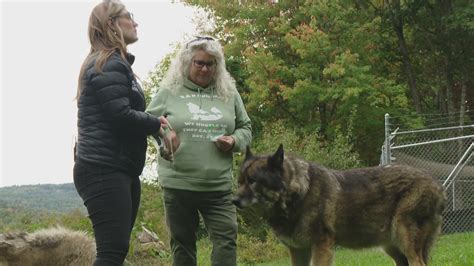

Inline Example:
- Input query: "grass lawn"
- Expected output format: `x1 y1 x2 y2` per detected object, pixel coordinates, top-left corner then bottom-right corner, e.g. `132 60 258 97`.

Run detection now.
246 232 474 266
128 231 473 265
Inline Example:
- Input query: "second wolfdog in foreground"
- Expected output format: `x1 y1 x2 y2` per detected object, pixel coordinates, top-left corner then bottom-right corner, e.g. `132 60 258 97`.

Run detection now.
232 145 446 266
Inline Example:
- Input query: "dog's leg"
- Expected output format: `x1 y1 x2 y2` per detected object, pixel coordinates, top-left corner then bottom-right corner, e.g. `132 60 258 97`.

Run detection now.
289 247 311 266
414 208 443 266
310 237 335 266
383 245 408 266
393 214 426 266
413 218 442 265
420 227 439 265
393 189 443 266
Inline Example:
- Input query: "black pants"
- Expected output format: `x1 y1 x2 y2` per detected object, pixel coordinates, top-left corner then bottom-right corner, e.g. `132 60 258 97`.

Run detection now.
74 161 141 266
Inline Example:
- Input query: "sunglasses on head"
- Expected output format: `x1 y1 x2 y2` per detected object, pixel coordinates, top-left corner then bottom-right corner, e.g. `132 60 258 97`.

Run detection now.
186 36 215 48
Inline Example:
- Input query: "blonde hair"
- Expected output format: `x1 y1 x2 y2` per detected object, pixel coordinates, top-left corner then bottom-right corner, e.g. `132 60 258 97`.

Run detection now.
160 36 236 102
76 0 129 99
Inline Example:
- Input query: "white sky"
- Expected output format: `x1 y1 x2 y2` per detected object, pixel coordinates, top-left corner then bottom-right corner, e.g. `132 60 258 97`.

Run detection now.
1 0 200 187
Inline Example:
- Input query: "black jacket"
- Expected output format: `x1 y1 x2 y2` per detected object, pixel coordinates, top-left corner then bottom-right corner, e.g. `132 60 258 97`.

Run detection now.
76 52 161 176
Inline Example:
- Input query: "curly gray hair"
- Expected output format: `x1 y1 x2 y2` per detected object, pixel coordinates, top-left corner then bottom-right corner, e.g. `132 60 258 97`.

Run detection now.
160 36 236 102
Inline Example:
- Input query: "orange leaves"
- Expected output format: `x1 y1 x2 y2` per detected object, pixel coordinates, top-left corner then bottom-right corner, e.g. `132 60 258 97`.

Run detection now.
290 23 315 42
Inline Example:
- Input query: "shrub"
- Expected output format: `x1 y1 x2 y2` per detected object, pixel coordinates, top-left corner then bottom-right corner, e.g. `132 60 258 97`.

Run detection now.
254 120 361 169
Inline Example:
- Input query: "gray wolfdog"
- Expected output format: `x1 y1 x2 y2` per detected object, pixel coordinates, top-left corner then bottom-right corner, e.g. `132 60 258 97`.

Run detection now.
232 145 446 266
0 226 95 266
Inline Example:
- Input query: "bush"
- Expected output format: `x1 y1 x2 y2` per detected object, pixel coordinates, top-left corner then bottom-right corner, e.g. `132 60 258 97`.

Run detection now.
254 120 362 170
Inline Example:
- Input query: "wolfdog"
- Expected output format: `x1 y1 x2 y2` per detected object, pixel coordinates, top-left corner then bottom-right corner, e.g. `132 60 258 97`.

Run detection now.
0 226 95 266
232 145 446 266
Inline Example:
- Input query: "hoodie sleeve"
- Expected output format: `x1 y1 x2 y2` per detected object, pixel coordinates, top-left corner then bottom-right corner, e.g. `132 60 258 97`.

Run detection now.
146 87 169 118
231 91 252 152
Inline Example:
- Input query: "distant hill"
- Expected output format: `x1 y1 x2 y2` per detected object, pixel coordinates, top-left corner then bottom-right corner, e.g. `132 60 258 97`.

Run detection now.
0 183 85 214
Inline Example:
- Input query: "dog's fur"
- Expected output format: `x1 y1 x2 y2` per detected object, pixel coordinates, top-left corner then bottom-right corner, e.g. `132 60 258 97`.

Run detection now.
232 145 446 266
0 226 95 266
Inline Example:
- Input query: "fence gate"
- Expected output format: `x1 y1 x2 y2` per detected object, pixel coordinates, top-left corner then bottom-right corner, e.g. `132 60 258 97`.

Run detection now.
380 113 474 234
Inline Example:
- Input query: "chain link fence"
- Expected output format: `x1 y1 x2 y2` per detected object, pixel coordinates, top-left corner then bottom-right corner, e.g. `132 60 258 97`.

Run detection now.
381 112 474 234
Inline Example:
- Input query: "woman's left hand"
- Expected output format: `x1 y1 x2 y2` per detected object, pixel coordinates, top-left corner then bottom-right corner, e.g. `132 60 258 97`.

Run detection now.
159 116 170 129
215 135 235 152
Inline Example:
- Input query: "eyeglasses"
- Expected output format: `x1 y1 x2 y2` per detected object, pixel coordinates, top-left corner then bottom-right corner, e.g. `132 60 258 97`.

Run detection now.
111 12 134 21
186 36 215 48
193 59 216 70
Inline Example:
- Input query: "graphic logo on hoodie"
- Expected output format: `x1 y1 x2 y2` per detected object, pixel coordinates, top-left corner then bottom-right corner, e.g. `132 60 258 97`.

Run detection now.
187 102 223 121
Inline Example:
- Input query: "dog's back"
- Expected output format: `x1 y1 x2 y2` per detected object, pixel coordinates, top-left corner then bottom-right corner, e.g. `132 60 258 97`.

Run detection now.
330 164 446 249
0 227 95 266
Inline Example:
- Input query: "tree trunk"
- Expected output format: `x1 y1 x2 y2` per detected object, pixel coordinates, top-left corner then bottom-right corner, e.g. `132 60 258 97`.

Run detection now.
439 0 456 118
389 0 422 112
437 87 448 114
459 82 466 126
457 81 466 156
445 57 456 118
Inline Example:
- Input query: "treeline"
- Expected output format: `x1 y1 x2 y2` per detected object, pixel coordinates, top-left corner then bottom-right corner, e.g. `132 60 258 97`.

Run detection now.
0 183 88 232
145 0 473 165
0 183 85 214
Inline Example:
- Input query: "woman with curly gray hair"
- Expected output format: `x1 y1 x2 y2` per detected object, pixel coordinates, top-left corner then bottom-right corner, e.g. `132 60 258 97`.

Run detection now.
147 36 252 266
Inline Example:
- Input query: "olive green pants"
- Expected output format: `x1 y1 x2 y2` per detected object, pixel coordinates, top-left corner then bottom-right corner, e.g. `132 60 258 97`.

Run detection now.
163 188 237 266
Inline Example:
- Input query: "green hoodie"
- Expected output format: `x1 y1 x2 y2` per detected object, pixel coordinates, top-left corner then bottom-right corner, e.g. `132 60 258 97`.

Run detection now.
146 79 252 191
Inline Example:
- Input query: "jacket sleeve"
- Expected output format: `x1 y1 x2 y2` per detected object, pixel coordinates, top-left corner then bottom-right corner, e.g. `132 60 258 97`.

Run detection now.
90 57 161 135
231 91 252 152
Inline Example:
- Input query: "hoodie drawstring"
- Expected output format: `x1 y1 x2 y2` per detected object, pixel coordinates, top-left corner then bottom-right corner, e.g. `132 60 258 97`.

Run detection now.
198 87 202 108
198 86 214 109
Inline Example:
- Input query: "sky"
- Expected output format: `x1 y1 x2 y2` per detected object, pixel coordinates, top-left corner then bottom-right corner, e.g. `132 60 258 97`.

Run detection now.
0 0 201 187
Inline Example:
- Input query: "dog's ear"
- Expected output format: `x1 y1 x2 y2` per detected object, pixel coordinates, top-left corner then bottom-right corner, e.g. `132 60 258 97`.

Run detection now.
245 146 253 161
268 144 284 169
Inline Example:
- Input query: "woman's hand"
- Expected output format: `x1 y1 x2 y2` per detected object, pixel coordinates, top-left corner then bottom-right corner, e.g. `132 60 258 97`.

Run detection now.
159 116 169 126
215 135 235 152
164 129 180 152
155 116 169 138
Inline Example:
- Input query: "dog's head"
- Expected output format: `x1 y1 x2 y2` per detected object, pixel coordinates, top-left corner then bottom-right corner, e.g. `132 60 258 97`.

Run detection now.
232 144 285 209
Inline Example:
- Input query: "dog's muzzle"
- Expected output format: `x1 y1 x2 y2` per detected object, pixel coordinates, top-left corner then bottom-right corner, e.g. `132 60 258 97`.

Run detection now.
232 195 258 209
231 196 243 209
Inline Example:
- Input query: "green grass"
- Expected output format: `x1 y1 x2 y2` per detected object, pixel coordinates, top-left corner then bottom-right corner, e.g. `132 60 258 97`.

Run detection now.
123 231 474 265
240 232 474 266
430 232 474 266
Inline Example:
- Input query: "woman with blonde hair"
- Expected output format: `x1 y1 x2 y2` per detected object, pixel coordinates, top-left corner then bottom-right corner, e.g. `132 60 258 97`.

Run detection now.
147 36 252 266
74 0 168 264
